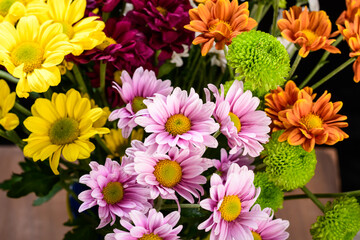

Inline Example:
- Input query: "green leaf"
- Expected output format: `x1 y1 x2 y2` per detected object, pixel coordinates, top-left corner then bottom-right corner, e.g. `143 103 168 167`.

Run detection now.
33 182 63 206
63 225 101 240
0 174 22 190
157 61 176 78
7 171 59 198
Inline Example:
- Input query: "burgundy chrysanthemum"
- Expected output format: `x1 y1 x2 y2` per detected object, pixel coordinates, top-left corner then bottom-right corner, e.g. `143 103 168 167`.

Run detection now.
126 0 194 61
86 0 121 12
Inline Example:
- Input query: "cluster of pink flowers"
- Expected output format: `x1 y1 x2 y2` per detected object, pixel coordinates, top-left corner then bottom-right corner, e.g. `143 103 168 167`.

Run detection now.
77 66 289 239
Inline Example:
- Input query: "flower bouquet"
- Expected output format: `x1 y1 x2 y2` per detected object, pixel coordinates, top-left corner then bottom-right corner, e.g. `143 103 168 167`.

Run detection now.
0 0 360 239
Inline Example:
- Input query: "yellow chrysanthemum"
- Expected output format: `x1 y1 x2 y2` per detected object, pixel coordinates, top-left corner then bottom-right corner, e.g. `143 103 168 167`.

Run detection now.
0 16 73 98
0 0 44 24
104 128 144 158
0 80 19 130
31 0 105 56
83 93 110 128
23 89 110 175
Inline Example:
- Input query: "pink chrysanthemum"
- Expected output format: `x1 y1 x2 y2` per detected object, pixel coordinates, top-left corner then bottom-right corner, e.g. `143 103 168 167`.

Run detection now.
78 158 151 228
105 209 182 240
135 87 219 153
250 205 290 240
134 146 208 203
206 80 271 157
109 67 173 138
213 148 254 180
198 163 267 240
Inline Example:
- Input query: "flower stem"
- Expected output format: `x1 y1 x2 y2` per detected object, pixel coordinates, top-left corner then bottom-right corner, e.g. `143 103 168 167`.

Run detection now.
99 61 108 107
224 48 234 80
288 53 302 80
271 0 280 36
300 35 343 88
301 186 325 212
253 3 265 27
0 129 25 149
311 57 356 90
161 203 200 210
0 70 19 84
72 64 88 94
284 190 360 200
94 134 112 155
213 130 221 139
14 102 31 116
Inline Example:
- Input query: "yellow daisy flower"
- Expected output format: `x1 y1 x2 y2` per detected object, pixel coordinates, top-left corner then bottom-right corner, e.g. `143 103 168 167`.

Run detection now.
31 0 106 56
104 128 144 158
0 0 44 24
0 80 19 130
23 89 110 175
0 15 73 98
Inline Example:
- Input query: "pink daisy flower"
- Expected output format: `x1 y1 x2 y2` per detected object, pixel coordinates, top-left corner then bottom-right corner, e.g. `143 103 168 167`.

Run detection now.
250 205 290 240
134 146 208 203
206 80 271 157
135 87 219 153
213 148 255 180
78 158 151 228
109 67 173 138
198 163 267 240
105 209 182 240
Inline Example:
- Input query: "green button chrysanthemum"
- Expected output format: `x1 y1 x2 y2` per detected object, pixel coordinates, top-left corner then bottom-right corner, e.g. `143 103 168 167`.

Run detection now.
310 196 360 240
226 30 290 97
254 171 284 212
263 130 317 191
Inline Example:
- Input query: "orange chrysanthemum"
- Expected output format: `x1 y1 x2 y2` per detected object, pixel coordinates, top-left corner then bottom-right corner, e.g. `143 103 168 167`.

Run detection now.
265 80 315 131
277 6 340 58
336 0 360 32
277 90 348 152
184 0 257 56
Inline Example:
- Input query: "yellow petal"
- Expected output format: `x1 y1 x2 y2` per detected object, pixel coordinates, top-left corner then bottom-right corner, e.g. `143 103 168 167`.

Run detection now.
74 139 94 159
83 108 103 122
48 0 67 21
33 98 60 123
24 116 51 133
27 71 49 93
54 93 67 118
74 98 91 121
0 21 18 50
16 16 39 42
65 0 86 25
33 67 61 87
49 148 62 175
40 144 61 161
65 89 81 118
0 113 19 130
15 76 30 98
2 92 16 114
62 143 80 162
6 2 26 25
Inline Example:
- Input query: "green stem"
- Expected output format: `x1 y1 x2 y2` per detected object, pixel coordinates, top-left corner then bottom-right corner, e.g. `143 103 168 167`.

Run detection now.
311 57 356 90
14 102 31 116
187 54 203 92
288 53 302 80
271 0 280 36
0 129 12 142
301 186 325 212
213 130 221 139
155 197 163 211
94 134 112 155
0 129 25 149
72 64 88 94
253 3 265 27
284 190 360 200
161 203 200 210
224 48 234 80
300 35 343 88
0 70 19 84
99 61 108 107
65 70 76 85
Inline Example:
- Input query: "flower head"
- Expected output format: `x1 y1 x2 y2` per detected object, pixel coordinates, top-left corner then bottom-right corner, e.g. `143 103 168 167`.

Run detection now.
0 16 73 98
277 6 340 58
185 0 257 56
265 80 315 131
207 80 271 157
78 158 151 228
0 80 19 130
136 87 219 153
336 0 360 32
134 146 207 203
278 90 349 152
109 67 173 138
23 89 110 174
32 0 106 56
263 131 317 191
310 196 360 240
198 164 267 240
0 0 41 24
105 209 182 240
227 30 290 97
104 128 143 158
250 204 290 240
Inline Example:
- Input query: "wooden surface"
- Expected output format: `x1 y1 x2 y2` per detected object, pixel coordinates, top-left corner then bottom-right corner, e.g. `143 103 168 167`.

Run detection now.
0 146 349 240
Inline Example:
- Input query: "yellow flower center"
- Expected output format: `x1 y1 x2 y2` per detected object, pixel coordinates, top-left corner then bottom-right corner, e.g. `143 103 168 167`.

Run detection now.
153 159 182 188
139 233 163 240
48 118 80 145
229 112 241 132
156 6 167 16
102 182 124 205
58 21 74 39
302 29 318 46
252 231 262 240
11 42 44 73
96 37 117 51
300 113 323 130
219 195 242 222
131 96 147 113
209 20 233 34
165 114 191 136
0 0 17 17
